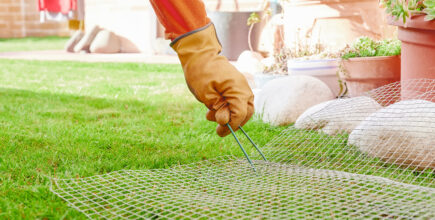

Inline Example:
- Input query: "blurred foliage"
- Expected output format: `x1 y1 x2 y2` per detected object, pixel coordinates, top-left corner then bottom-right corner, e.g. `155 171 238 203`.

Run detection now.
380 0 434 22
340 37 401 59
247 12 261 26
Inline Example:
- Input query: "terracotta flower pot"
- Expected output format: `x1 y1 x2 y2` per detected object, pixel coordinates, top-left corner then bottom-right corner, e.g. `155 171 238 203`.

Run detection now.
341 56 401 97
388 15 435 80
388 15 435 100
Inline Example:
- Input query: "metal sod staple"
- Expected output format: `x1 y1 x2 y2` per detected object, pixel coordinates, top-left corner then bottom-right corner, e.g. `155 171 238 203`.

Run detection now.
226 124 267 172
50 79 435 219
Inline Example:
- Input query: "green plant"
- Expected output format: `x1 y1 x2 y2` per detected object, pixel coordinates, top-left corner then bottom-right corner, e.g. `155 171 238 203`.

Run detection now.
424 0 435 20
340 37 401 59
377 39 402 56
380 0 435 23
263 33 337 74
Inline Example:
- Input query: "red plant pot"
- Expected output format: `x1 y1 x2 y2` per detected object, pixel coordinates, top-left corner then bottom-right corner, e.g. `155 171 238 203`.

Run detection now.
341 56 401 97
388 15 435 80
389 15 435 100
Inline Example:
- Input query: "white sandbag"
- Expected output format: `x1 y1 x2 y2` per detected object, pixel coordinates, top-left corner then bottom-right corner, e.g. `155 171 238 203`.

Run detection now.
348 100 435 170
255 75 334 126
65 31 84 52
295 96 382 135
73 25 101 53
90 30 121 54
234 50 264 75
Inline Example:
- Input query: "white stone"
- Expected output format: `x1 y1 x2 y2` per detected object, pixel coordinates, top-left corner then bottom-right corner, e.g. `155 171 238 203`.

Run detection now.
295 96 382 135
234 50 264 75
90 30 121 54
253 74 285 91
348 100 435 170
255 75 334 126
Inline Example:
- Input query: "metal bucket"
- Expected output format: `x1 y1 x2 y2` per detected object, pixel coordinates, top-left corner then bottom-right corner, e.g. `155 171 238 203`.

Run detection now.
208 11 264 60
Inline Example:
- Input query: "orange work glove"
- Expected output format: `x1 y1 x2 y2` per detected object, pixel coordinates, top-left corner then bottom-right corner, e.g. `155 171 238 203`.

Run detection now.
150 0 254 137
171 23 254 137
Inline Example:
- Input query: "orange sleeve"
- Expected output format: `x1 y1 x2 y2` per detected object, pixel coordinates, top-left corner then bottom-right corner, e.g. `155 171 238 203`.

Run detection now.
149 0 211 40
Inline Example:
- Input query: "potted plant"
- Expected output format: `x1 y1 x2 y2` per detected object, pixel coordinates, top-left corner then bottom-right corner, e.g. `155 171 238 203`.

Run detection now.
285 43 343 98
381 0 435 80
339 37 402 97
262 36 344 97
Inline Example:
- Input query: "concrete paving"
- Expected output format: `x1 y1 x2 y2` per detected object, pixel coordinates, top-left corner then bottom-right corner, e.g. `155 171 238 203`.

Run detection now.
0 50 180 64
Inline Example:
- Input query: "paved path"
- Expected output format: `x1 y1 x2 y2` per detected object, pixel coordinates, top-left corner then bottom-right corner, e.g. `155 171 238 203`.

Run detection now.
0 50 180 64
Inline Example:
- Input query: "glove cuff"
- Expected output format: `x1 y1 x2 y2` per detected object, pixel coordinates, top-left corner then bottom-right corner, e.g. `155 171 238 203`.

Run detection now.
170 22 220 47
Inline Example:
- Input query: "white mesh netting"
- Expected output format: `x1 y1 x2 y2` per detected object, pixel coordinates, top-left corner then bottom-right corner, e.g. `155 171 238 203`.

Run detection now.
50 79 435 219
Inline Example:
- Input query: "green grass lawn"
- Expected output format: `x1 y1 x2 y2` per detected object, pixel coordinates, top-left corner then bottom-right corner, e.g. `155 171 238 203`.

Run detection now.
0 59 285 219
0 36 68 53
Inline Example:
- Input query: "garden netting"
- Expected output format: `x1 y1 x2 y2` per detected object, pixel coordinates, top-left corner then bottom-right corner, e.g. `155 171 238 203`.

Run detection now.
50 79 435 219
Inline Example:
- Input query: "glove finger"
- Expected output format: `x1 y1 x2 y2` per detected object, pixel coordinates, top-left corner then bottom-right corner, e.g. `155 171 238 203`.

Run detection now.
215 105 232 137
206 109 216 122
216 107 247 137
216 124 230 137
240 99 254 127
215 105 230 125
218 98 248 136
208 98 228 122
207 105 231 137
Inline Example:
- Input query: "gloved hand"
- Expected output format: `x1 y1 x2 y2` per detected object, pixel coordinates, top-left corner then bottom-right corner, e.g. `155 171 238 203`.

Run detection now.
171 23 254 137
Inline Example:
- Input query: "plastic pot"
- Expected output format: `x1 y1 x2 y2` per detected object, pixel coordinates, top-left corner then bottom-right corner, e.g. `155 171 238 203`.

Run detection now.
287 59 341 97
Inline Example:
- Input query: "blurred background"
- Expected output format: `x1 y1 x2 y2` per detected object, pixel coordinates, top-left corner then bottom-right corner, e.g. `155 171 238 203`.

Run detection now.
0 0 395 58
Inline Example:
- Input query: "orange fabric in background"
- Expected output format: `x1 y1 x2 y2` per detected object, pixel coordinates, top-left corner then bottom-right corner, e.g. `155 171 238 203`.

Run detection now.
149 0 211 40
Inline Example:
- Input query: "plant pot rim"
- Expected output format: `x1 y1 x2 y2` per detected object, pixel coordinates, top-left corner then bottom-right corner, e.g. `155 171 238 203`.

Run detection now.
288 58 338 63
342 55 400 62
281 0 375 6
387 15 435 31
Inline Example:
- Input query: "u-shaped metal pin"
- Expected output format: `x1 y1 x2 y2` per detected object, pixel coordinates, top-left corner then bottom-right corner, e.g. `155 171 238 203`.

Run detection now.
226 124 267 172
